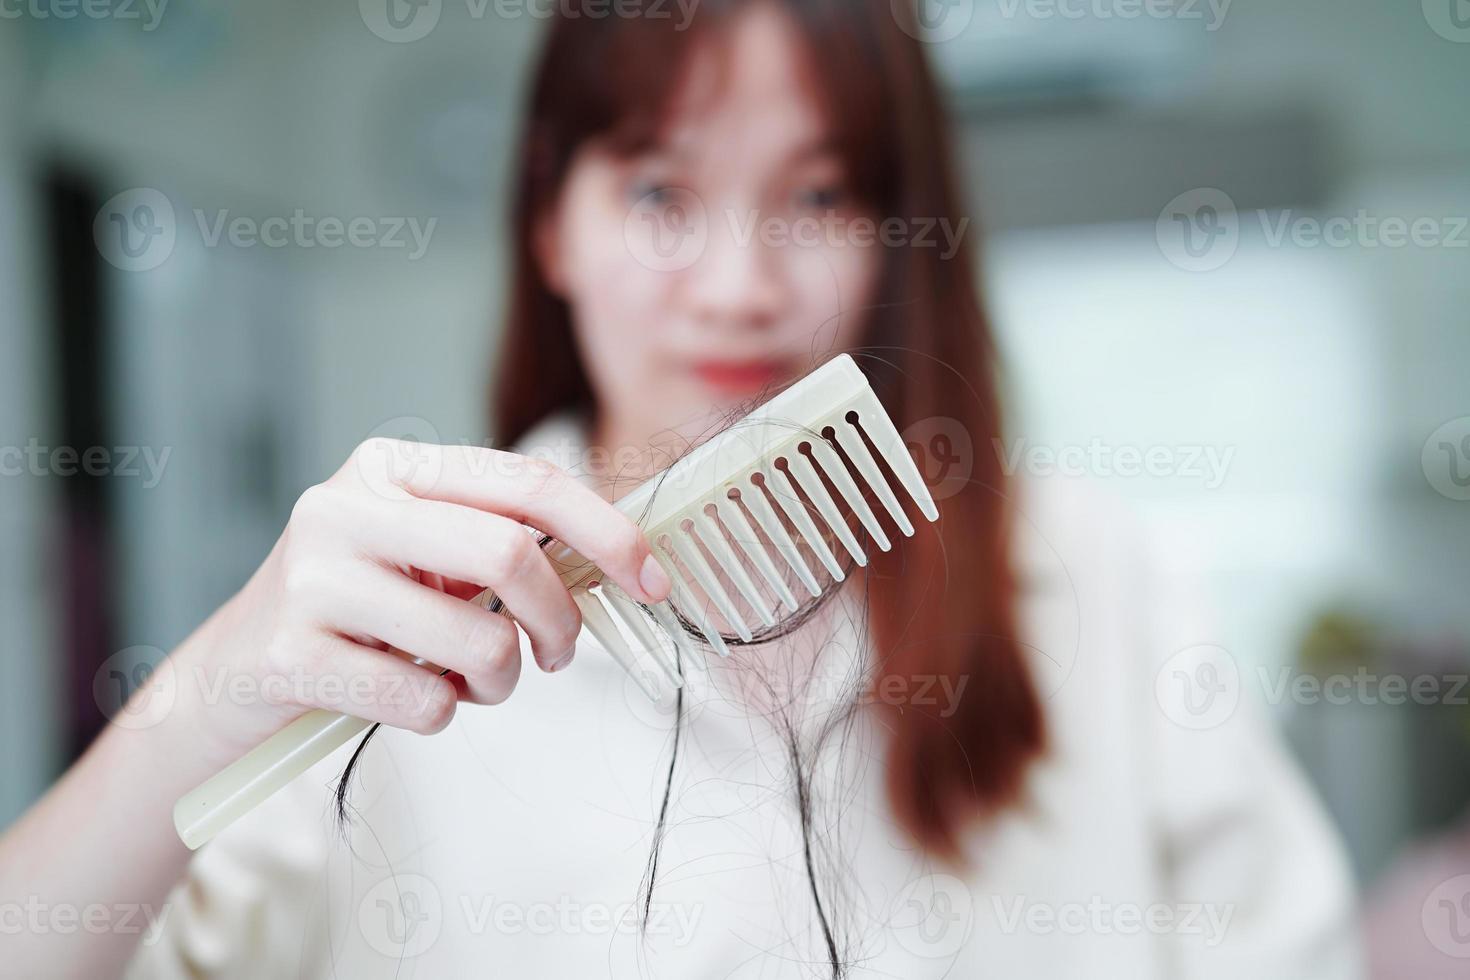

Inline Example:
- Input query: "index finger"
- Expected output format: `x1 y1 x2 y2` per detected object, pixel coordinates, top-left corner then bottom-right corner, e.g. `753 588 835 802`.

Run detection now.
353 439 673 605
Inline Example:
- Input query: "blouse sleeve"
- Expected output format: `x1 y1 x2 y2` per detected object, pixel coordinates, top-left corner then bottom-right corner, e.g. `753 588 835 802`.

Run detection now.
122 750 342 980
1142 537 1365 980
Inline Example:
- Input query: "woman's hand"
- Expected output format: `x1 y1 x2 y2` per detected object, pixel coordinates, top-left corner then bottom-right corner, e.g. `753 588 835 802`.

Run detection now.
169 437 673 763
1 437 674 980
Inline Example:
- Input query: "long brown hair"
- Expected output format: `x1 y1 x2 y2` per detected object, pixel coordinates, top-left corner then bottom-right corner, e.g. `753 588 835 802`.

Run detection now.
494 0 1043 863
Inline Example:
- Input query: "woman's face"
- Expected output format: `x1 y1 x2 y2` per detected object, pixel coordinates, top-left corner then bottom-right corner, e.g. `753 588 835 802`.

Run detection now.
538 4 879 449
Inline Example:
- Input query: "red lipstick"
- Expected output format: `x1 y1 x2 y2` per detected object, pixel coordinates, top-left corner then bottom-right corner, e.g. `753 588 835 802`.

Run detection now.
690 359 791 396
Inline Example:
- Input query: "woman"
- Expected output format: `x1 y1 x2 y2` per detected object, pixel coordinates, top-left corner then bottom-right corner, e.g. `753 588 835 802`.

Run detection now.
3 1 1361 977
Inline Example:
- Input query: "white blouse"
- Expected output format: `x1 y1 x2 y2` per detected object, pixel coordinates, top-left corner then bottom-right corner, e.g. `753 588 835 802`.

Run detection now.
126 414 1364 980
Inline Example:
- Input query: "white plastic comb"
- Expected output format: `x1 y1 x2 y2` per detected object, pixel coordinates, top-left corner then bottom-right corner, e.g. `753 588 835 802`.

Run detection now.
174 354 937 849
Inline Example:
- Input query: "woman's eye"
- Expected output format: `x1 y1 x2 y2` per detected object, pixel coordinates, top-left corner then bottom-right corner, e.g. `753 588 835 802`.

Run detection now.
795 185 846 210
628 179 678 206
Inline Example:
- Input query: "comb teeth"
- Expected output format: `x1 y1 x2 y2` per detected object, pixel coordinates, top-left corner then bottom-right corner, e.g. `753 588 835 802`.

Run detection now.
600 583 682 687
829 420 915 537
695 509 776 628
766 462 846 581
716 495 800 613
565 356 940 700
806 438 891 552
737 478 823 599
655 546 730 658
574 589 664 702
785 450 867 567
851 403 939 523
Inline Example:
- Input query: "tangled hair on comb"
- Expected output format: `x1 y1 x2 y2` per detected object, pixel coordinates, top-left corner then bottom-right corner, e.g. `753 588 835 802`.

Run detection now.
331 410 872 977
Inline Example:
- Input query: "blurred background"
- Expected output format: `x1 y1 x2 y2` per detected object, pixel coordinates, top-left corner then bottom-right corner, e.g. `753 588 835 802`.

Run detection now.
0 0 1466 972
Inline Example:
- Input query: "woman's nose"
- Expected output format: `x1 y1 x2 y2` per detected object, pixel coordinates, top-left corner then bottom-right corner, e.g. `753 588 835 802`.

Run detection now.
682 205 787 331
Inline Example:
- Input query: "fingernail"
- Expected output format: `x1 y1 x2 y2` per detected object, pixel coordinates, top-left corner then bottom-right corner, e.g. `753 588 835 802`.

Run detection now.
551 648 576 672
639 553 672 601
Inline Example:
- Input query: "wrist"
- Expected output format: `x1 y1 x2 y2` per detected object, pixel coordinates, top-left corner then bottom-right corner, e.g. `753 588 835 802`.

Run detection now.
133 593 285 779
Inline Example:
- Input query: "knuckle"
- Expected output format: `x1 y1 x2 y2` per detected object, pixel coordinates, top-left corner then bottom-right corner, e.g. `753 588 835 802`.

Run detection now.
353 436 398 464
459 611 512 666
483 526 537 583
289 483 334 528
260 635 296 683
457 614 522 700
551 607 582 653
481 625 522 678
452 443 489 474
279 554 331 606
411 678 456 734
612 520 646 562
519 455 567 495
294 632 336 682
476 654 521 707
260 632 321 701
349 437 436 493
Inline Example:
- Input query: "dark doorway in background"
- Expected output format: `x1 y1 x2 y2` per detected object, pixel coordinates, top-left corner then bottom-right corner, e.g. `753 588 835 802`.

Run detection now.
42 166 118 764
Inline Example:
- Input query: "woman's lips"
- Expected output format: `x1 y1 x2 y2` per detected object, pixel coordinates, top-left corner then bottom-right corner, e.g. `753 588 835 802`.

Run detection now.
690 360 791 396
